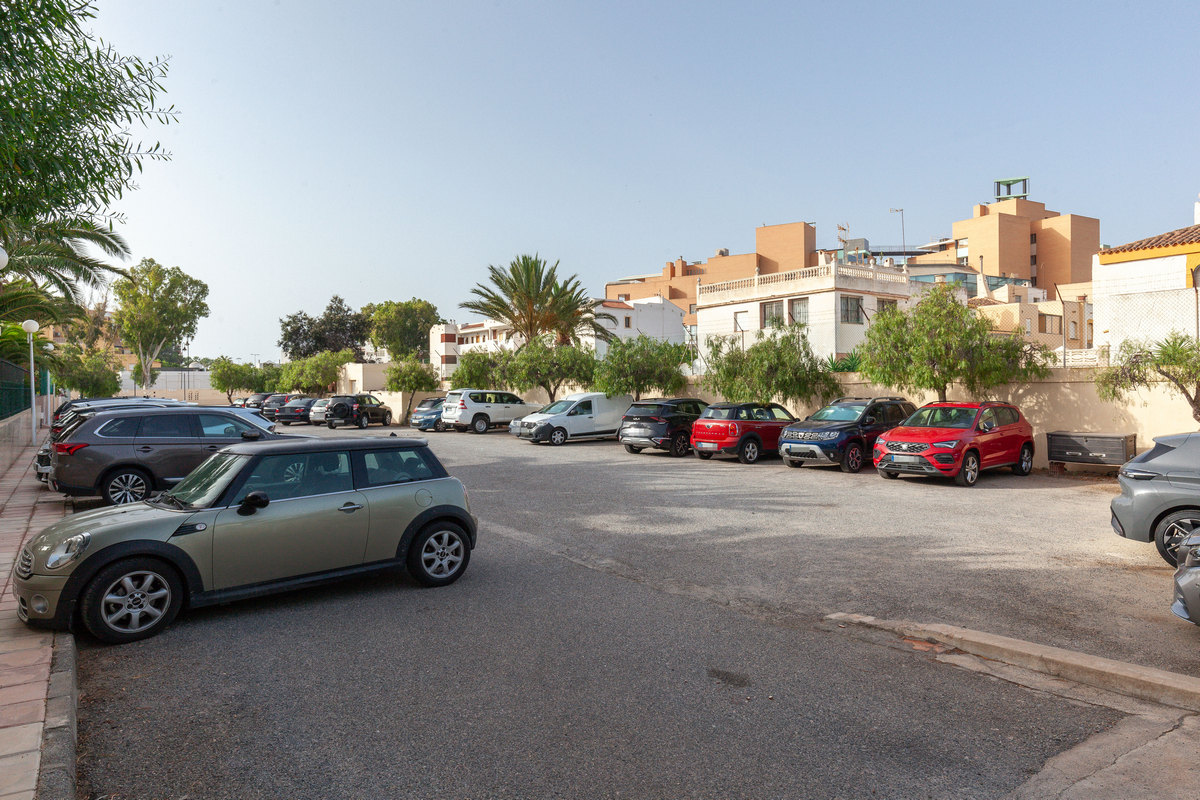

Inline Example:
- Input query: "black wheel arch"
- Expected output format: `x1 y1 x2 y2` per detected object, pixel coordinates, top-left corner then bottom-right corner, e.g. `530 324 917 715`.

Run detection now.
53 540 204 629
1150 505 1200 542
395 505 478 561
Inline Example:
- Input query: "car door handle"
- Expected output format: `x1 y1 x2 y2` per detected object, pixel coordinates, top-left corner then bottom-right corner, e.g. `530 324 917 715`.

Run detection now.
205 445 221 451
339 502 364 513
136 446 153 452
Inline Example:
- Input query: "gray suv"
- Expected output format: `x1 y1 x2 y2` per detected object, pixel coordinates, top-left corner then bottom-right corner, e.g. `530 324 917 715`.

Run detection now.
1111 432 1200 566
49 407 285 505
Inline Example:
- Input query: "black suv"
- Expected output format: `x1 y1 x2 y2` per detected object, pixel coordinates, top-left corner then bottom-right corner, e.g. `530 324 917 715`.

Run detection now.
617 398 709 457
326 394 393 429
244 392 273 410
779 396 916 473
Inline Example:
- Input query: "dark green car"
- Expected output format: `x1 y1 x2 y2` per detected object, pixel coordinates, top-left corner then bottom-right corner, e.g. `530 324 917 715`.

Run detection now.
13 437 476 643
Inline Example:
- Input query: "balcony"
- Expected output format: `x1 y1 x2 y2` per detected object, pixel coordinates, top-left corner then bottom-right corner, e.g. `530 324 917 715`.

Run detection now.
696 263 911 306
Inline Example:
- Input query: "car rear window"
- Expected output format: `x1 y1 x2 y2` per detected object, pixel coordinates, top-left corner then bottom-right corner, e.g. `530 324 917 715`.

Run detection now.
626 403 666 417
700 406 745 421
284 398 311 407
360 448 438 487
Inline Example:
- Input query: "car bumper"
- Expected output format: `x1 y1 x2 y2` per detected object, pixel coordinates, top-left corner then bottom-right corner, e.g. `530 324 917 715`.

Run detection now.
11 572 71 629
1109 493 1149 542
619 435 668 450
48 478 94 497
514 426 549 442
873 450 960 476
1172 563 1200 624
411 417 439 430
780 441 841 463
691 440 736 455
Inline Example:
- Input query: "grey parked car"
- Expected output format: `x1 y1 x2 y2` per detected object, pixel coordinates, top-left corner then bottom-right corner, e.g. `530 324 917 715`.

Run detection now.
1111 433 1200 566
1172 533 1200 624
49 406 285 506
14 437 475 643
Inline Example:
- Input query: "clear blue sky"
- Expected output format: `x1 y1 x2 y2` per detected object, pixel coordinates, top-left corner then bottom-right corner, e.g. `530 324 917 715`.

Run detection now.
89 0 1200 362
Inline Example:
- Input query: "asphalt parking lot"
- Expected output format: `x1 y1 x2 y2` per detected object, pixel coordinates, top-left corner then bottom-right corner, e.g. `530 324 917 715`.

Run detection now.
69 420 1197 798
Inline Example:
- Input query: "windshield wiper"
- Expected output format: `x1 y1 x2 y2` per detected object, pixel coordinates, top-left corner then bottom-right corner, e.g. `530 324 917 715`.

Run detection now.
156 493 185 510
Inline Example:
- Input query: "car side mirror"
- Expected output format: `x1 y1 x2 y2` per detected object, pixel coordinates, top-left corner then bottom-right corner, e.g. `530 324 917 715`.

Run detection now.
238 490 270 515
241 430 261 440
864 416 876 425
979 420 995 432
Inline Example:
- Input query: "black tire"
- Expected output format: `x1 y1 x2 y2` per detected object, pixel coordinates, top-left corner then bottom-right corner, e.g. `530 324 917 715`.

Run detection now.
471 415 489 434
737 438 761 465
327 420 336 430
839 442 865 474
433 419 446 432
669 433 690 458
1154 511 1200 567
785 458 803 468
281 421 292 426
955 451 980 487
80 557 183 644
624 444 643 454
549 427 568 446
879 469 899 479
382 411 392 426
356 413 369 429
697 451 713 460
102 467 152 506
407 522 471 587
1013 443 1034 476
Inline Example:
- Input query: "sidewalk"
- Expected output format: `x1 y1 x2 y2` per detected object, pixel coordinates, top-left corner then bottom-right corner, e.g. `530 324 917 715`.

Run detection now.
0 447 68 800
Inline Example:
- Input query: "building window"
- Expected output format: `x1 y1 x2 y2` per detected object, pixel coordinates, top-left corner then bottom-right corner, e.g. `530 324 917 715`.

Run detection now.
689 304 697 315
624 316 632 329
877 298 898 316
789 297 809 325
761 300 785 327
1030 233 1037 244
1030 255 1037 266
733 310 749 331
1038 314 1062 335
1070 320 1077 339
618 294 629 301
840 295 864 324
1025 318 1032 335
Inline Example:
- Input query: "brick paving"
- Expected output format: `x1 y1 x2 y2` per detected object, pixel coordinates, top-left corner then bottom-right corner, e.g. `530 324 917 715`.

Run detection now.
0 447 68 800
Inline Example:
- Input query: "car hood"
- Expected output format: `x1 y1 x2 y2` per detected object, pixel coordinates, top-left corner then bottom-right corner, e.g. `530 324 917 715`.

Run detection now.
25 501 194 564
521 412 555 424
883 426 969 441
784 419 853 433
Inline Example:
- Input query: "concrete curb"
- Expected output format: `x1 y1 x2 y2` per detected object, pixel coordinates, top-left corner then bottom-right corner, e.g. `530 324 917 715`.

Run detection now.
826 612 1200 713
36 632 76 800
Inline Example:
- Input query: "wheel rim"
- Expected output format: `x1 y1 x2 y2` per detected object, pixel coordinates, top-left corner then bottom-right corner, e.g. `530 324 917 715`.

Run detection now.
673 436 687 456
1021 447 1033 471
100 571 172 634
434 420 445 432
1163 518 1200 559
283 462 305 482
551 429 566 445
474 419 487 433
964 455 979 483
745 442 758 461
108 472 147 504
846 446 862 471
421 530 465 578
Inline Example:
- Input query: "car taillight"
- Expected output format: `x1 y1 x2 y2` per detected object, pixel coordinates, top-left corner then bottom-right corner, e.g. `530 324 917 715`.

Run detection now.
650 417 665 423
352 403 359 410
53 443 88 455
728 423 739 436
458 399 467 409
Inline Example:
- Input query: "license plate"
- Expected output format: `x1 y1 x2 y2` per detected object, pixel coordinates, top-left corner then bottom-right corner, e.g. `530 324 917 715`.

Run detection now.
696 442 717 450
892 454 924 463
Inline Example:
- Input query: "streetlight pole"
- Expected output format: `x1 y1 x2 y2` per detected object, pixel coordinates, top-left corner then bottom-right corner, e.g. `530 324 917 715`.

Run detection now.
21 319 40 445
889 208 906 263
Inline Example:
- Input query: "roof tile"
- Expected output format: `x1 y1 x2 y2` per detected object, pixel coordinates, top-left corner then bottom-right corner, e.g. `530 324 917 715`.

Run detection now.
1102 223 1200 255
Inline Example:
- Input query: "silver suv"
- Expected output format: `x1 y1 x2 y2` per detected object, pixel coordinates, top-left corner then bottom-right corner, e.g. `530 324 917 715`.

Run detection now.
441 389 541 433
50 406 284 505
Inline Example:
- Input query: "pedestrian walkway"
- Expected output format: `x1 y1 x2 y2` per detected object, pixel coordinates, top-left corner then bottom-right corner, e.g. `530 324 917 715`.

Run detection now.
0 446 67 800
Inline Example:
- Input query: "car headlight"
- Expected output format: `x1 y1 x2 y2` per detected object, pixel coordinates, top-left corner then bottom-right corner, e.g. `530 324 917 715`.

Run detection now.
45 532 90 570
932 440 960 449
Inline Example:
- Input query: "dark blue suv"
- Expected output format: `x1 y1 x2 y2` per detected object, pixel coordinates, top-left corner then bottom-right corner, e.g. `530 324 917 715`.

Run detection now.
779 396 915 473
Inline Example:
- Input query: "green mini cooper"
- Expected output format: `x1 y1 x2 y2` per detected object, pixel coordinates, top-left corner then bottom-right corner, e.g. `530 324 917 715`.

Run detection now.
12 437 477 643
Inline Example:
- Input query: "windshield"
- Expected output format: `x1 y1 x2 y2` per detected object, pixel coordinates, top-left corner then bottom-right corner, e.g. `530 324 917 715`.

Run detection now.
312 399 329 408
809 403 866 422
903 406 978 429
538 400 574 415
284 399 310 407
416 398 443 410
155 453 249 509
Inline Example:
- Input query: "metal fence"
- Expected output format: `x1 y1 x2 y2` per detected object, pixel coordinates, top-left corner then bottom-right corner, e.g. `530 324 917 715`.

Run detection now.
0 359 30 421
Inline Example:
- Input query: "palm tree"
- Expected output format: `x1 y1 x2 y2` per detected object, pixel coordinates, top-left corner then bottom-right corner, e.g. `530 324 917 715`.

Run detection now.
0 280 82 326
548 276 617 345
460 254 561 347
0 216 131 304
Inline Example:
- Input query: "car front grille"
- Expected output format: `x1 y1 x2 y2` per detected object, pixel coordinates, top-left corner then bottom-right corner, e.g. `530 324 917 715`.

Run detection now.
886 441 929 453
15 546 33 579
783 430 829 441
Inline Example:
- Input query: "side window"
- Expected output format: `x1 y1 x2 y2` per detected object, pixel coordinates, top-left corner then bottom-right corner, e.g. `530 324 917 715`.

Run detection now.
979 408 998 429
884 405 905 424
736 407 751 421
863 405 881 422
197 413 256 438
998 407 1019 426
97 417 141 437
752 406 771 421
239 451 352 501
137 414 194 438
770 405 792 421
361 448 436 487
503 394 520 404
485 393 499 404
469 392 485 403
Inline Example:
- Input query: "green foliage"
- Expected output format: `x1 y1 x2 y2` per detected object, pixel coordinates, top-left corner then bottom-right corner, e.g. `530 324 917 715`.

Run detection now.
367 299 443 361
111 258 210 390
0 280 82 327
0 322 62 369
0 0 176 222
593 335 692 401
273 349 354 394
208 357 257 403
0 217 130 304
385 358 440 422
504 339 594 402
859 283 1048 402
1097 332 1200 426
50 343 119 398
278 296 370 361
451 350 506 390
703 322 837 406
825 350 863 373
253 363 282 394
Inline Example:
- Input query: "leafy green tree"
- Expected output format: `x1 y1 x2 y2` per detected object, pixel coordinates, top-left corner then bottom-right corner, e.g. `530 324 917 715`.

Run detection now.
278 296 370 361
450 351 506 389
255 363 282 394
367 299 443 361
702 323 836 406
0 0 175 222
859 283 1048 402
111 258 210 391
386 358 441 422
0 280 82 326
209 357 256 404
0 322 62 368
50 343 119 398
1097 332 1200 426
274 349 354 394
593 336 692 401
505 339 594 402
701 335 754 402
0 217 130 304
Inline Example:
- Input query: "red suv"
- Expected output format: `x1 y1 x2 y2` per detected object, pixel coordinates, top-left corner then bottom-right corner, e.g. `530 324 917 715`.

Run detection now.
690 402 795 464
871 401 1034 486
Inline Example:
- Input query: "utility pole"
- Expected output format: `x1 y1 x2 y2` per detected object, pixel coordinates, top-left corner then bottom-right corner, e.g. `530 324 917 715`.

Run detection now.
889 208 906 263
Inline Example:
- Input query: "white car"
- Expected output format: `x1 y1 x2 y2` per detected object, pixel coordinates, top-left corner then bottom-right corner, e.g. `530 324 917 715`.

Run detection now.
441 389 541 433
308 398 331 425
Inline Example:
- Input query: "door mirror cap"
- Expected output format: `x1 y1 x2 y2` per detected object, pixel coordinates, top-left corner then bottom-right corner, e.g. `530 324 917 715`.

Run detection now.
979 420 996 432
239 490 270 515
863 416 876 425
241 430 262 440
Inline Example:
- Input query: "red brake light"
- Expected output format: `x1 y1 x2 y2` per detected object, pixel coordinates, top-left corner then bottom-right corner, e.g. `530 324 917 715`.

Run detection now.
649 417 666 423
54 443 88 455
352 404 359 410
729 422 739 436
458 399 467 409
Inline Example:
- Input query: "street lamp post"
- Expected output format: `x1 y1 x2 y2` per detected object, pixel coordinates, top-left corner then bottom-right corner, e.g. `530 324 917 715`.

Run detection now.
889 208 906 264
21 319 39 445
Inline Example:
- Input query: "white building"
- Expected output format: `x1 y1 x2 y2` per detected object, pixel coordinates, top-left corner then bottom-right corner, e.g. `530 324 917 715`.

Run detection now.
429 296 687 380
694 255 966 360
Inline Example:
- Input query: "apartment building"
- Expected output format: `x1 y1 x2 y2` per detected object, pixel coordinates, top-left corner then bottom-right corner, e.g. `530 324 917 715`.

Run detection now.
971 282 1093 354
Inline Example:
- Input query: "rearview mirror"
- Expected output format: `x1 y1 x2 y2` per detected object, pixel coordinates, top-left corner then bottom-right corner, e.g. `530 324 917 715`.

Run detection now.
238 490 270 515
241 430 261 440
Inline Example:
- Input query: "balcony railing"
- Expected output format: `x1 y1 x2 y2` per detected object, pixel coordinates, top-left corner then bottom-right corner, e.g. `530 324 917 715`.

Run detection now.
697 262 910 301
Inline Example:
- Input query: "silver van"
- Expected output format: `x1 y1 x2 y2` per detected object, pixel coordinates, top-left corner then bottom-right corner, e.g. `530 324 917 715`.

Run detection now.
509 392 633 445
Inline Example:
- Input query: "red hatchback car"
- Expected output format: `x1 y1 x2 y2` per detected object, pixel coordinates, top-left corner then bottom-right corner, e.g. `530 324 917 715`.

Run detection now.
871 401 1034 486
690 402 796 464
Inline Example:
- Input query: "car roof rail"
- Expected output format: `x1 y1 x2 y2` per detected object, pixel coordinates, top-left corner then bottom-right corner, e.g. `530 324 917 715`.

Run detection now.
833 396 872 403
871 396 908 402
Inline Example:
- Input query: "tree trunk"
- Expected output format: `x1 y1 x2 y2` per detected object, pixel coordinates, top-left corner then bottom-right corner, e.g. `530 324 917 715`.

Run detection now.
937 385 948 402
403 394 415 425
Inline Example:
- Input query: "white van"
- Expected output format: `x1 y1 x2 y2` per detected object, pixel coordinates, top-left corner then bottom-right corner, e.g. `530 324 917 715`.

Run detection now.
509 392 633 445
